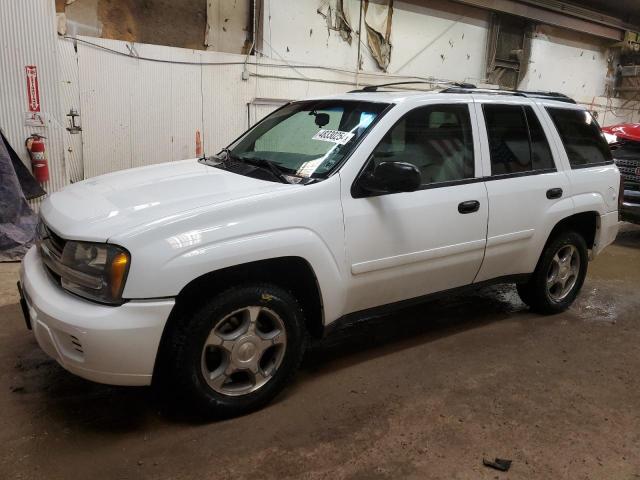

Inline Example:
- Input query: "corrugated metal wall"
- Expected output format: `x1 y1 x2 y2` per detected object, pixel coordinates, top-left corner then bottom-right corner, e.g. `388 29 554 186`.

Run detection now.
75 37 357 178
57 38 84 183
0 0 68 205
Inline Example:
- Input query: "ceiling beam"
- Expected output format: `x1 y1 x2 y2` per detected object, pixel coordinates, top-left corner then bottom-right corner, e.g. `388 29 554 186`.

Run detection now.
450 0 625 41
517 0 638 31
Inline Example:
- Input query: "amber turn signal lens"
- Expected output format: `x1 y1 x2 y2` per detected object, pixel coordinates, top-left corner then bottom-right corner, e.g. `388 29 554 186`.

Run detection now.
110 251 130 299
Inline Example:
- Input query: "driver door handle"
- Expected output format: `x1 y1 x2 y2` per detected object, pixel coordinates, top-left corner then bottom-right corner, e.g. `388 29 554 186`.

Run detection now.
458 200 480 214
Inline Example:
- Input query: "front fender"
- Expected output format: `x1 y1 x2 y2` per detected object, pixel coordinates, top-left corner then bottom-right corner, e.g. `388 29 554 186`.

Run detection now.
121 227 346 324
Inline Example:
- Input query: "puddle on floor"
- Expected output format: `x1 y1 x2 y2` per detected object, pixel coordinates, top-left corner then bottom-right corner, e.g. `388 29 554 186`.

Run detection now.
570 283 620 324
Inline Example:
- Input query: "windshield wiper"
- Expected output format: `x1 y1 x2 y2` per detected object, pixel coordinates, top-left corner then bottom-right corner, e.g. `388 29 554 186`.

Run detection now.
239 156 292 184
217 148 234 160
201 148 235 167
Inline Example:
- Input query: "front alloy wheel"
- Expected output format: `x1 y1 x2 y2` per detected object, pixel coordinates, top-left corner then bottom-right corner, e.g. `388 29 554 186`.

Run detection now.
167 284 306 418
201 306 287 396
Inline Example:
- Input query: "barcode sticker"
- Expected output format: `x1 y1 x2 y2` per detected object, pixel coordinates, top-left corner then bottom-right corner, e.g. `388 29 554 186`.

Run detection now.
312 129 355 145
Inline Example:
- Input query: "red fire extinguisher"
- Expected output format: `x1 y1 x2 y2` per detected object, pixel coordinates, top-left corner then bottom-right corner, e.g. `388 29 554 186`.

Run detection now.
25 134 49 183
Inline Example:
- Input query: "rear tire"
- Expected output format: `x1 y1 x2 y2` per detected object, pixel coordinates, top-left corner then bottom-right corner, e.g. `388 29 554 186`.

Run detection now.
516 231 588 314
166 284 307 418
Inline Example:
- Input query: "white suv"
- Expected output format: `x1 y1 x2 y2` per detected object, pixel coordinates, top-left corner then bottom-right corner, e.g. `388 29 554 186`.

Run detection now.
18 84 620 417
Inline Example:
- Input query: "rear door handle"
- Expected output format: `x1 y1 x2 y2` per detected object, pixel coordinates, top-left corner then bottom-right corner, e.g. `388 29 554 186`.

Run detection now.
458 200 480 214
546 188 563 199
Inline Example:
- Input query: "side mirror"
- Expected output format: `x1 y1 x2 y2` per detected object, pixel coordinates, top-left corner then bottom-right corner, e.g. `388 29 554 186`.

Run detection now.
359 161 421 194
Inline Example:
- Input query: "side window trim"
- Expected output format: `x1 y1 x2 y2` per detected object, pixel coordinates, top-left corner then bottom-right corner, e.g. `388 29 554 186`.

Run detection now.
521 105 535 170
351 102 479 197
530 102 567 171
484 167 557 181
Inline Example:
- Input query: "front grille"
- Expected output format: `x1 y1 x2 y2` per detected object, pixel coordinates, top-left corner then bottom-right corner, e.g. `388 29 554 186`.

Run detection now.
37 220 66 286
614 158 640 185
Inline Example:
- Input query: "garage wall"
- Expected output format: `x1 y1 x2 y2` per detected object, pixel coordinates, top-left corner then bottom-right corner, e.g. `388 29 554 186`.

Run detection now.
262 0 640 123
74 37 362 177
4 0 640 195
262 0 490 84
520 25 611 99
0 0 68 203
76 38 205 177
520 25 640 125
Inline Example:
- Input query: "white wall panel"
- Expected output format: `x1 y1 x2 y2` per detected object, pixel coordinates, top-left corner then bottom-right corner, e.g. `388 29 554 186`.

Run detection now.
129 55 173 169
200 53 254 155
170 62 203 160
57 38 84 183
75 39 355 177
520 25 610 100
262 0 489 83
77 39 135 177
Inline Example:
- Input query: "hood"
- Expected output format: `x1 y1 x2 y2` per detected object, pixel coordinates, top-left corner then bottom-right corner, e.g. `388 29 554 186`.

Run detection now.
41 160 292 241
601 123 640 143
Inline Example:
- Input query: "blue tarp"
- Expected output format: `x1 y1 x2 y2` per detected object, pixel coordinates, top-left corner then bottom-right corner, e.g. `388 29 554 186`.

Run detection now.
0 130 45 261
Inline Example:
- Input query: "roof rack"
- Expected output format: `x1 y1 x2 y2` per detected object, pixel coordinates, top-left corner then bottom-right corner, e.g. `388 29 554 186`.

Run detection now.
441 86 576 104
349 80 477 93
348 81 576 104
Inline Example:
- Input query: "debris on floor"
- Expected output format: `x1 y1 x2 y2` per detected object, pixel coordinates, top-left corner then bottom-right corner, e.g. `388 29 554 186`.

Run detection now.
482 457 512 472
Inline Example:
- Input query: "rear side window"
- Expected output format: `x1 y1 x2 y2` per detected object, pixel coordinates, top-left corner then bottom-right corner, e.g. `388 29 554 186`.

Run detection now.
546 108 612 168
483 104 555 176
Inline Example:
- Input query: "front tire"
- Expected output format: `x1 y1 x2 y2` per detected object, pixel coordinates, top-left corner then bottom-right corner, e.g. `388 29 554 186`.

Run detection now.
517 231 588 314
167 284 307 418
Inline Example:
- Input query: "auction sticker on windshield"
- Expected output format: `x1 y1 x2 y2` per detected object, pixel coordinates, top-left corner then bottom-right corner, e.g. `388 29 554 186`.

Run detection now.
312 129 355 145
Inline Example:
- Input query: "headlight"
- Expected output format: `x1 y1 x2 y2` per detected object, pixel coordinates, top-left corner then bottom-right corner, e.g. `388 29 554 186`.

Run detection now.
60 241 130 304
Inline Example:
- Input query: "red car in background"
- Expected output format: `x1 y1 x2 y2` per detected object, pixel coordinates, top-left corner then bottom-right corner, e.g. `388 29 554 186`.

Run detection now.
602 123 640 224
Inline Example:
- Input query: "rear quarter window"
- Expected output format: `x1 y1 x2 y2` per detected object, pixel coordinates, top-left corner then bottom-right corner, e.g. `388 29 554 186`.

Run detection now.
546 108 612 168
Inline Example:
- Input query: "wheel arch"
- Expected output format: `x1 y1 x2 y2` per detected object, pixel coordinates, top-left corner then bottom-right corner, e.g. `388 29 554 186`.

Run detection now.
152 256 325 383
545 210 599 252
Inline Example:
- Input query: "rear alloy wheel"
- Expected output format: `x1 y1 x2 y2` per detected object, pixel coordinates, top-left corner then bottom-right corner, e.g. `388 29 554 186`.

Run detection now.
545 244 581 302
168 284 306 418
517 231 588 314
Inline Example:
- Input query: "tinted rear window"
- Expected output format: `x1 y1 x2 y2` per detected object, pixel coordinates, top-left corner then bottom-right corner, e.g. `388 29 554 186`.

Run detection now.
483 104 555 175
546 108 612 167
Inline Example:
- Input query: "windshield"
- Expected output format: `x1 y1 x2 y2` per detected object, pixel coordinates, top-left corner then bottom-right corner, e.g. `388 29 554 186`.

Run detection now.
225 100 389 180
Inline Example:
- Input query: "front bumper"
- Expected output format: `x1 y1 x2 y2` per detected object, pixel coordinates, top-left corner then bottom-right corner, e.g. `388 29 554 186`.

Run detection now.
19 246 175 386
621 188 640 224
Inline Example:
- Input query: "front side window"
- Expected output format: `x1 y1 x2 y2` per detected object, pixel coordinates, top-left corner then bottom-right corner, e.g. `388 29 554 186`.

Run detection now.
225 100 388 180
483 104 555 176
368 103 475 185
546 108 612 167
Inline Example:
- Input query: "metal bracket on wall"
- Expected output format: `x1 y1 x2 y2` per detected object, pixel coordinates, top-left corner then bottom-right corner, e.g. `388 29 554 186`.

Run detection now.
66 108 82 134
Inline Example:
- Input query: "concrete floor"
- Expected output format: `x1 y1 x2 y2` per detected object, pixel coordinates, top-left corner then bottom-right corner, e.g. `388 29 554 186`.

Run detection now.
1 224 639 479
